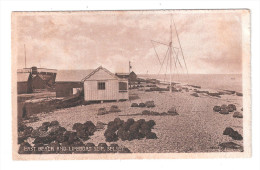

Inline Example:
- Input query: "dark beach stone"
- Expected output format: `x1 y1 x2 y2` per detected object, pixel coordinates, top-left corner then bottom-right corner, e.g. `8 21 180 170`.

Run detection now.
38 125 48 132
145 101 155 108
107 121 118 132
98 108 108 115
23 126 33 137
131 103 139 107
68 132 79 144
147 120 156 129
48 125 62 135
146 132 158 139
42 122 51 127
220 104 227 110
84 121 96 135
236 92 243 96
104 129 118 142
138 103 146 107
136 119 145 126
219 108 229 114
233 112 243 118
227 104 236 112
160 112 168 115
109 105 121 112
18 123 27 132
168 107 178 115
208 92 221 97
50 120 59 127
76 129 89 140
18 136 27 144
56 134 66 143
223 127 235 136
219 142 243 150
150 111 160 115
230 131 243 140
114 118 124 127
96 121 106 130
191 93 199 97
72 123 84 131
31 129 48 138
142 110 150 115
213 106 221 112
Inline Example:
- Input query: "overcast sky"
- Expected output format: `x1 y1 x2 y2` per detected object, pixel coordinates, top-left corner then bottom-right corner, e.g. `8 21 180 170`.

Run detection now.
14 10 243 74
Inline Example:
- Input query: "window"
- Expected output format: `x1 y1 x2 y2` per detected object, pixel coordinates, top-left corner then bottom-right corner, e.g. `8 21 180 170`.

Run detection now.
98 82 105 90
119 82 127 92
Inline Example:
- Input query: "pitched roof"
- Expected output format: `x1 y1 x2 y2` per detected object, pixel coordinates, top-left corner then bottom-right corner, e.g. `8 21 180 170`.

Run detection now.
17 72 30 82
56 69 94 82
82 66 119 81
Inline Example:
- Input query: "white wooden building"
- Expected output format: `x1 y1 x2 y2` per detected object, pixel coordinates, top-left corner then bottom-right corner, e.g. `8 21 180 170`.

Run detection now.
82 66 129 102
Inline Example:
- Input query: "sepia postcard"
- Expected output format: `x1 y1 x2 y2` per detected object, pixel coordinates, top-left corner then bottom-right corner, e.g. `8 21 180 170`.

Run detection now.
12 10 251 160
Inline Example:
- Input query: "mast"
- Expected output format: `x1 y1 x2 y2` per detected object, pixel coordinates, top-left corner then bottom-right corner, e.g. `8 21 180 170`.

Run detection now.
169 17 173 93
24 44 26 68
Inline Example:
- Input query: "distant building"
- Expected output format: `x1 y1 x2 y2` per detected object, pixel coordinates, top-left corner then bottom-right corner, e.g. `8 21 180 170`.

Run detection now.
83 66 129 102
17 72 32 94
129 71 137 82
115 73 129 79
55 69 93 97
17 67 57 92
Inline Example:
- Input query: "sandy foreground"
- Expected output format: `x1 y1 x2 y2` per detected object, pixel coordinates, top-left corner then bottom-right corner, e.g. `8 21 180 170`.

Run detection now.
25 86 243 153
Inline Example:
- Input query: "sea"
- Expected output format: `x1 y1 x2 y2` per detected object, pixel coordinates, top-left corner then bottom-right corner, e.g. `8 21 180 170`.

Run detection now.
138 74 242 92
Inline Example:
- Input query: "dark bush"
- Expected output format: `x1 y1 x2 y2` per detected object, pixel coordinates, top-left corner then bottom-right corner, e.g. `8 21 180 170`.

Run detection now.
104 129 118 142
42 122 51 127
147 120 156 129
50 120 59 126
227 104 236 112
230 131 243 140
72 123 84 131
138 103 146 107
131 103 139 107
223 127 234 135
220 108 229 114
98 108 108 115
233 112 243 118
84 121 96 135
145 101 155 108
146 132 158 139
191 93 199 97
142 110 150 115
213 106 221 112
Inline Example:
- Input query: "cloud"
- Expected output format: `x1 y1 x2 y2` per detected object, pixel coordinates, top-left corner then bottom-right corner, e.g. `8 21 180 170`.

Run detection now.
14 11 243 74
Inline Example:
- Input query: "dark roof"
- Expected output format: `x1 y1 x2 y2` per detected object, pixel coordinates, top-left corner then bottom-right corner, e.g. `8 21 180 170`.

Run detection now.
56 70 94 82
17 72 30 82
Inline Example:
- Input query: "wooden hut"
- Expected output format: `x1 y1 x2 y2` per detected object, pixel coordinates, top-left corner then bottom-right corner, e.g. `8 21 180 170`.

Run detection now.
82 66 129 102
17 72 32 94
55 70 93 97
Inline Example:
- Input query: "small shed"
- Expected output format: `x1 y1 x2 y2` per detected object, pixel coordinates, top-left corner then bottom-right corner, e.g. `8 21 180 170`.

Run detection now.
82 66 129 102
129 71 137 82
32 74 47 89
17 72 33 94
55 70 93 97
